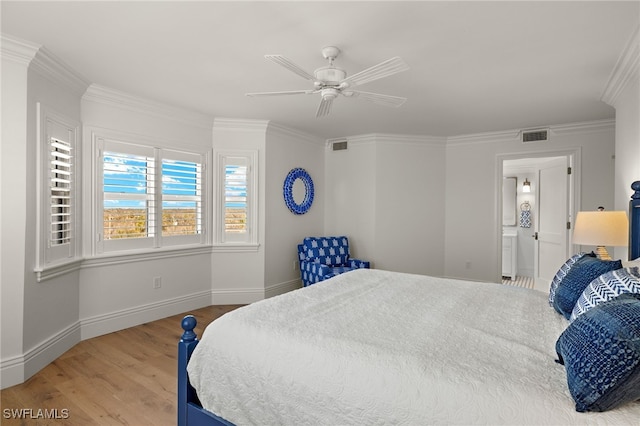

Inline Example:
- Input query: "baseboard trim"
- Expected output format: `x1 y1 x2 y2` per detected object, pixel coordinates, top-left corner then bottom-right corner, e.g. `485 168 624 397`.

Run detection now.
1 283 300 389
265 279 301 299
1 321 81 390
211 287 265 305
1 353 24 389
211 280 300 304
80 290 212 340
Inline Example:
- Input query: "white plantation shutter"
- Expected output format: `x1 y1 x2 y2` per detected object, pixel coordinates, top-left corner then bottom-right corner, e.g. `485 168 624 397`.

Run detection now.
215 150 257 245
49 137 72 246
98 139 206 253
99 140 156 252
224 162 248 234
37 104 79 271
103 149 156 240
161 150 204 240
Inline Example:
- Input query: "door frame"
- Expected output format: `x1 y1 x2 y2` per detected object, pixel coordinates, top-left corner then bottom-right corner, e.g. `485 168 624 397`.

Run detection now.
496 147 581 285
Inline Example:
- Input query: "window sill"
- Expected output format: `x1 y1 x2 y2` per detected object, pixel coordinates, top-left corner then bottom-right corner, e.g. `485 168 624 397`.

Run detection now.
35 258 83 283
211 243 260 253
34 243 259 280
83 245 213 269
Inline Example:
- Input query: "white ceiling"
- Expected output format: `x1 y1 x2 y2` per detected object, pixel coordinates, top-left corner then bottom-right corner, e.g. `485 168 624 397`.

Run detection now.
2 1 639 140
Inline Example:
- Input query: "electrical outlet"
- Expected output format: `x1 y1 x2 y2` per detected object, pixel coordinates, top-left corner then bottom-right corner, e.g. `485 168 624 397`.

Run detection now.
153 277 162 289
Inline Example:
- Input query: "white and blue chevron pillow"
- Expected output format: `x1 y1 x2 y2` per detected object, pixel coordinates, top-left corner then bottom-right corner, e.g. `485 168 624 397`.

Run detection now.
570 266 640 322
552 256 622 319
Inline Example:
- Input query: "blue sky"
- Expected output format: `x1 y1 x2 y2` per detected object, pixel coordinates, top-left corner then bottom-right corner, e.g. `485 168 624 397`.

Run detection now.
224 164 247 208
103 154 199 209
103 153 246 209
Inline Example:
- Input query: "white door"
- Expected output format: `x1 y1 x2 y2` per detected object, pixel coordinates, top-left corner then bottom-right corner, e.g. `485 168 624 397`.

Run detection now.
534 157 570 292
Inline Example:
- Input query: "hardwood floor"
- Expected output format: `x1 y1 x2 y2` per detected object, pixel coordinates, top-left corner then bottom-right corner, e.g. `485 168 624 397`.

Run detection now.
1 305 242 425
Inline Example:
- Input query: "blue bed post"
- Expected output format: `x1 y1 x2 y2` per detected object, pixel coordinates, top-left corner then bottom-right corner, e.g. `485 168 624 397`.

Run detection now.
630 181 640 261
178 315 199 426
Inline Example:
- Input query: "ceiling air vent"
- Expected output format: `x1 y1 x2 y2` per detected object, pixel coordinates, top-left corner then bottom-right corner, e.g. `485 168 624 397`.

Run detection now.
521 128 549 143
332 140 348 151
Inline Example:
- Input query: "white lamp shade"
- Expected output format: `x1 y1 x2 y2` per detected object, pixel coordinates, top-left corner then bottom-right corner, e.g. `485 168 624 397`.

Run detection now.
572 210 629 247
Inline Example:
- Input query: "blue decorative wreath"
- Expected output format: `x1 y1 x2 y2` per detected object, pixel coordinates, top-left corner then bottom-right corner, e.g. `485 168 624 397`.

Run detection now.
283 168 314 215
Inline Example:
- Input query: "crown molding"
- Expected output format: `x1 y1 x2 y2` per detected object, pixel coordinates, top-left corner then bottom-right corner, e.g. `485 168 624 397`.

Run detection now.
447 119 614 146
447 129 519 146
86 124 210 155
601 25 640 106
550 118 615 135
372 133 447 147
267 121 325 146
0 33 39 66
31 46 90 96
327 133 446 148
330 133 377 147
83 84 213 130
1 34 89 95
213 117 269 133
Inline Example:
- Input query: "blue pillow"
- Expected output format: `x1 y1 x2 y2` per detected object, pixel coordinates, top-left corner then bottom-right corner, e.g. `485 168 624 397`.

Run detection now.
571 266 640 322
555 293 640 412
549 252 592 307
552 256 622 319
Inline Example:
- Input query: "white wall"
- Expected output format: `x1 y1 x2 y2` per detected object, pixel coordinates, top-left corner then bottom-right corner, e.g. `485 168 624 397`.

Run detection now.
23 56 85 378
80 85 215 338
264 123 325 296
602 26 640 261
614 73 640 204
324 136 377 262
1 37 88 387
210 118 267 303
324 134 447 276
374 135 447 275
445 122 616 283
1 38 33 388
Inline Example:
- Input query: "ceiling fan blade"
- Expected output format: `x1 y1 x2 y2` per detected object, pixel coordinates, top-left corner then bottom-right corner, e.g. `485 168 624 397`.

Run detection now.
316 97 333 118
342 57 409 87
265 55 316 81
246 90 315 97
347 90 407 107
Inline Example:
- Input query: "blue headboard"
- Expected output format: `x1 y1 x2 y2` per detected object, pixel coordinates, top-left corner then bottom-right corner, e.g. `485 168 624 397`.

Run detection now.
630 181 640 261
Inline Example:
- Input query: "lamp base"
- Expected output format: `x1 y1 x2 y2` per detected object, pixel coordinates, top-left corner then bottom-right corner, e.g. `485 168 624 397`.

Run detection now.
595 246 612 260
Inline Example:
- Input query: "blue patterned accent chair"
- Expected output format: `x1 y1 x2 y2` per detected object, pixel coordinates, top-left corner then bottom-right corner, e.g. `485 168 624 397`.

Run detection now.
298 236 370 287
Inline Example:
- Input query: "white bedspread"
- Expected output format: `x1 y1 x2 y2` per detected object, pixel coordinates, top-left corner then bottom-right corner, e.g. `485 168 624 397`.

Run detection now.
187 269 640 425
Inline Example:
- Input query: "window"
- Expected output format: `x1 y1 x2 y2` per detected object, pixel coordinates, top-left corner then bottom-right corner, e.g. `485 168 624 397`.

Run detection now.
50 137 73 246
161 152 203 238
97 138 206 253
37 104 79 270
224 162 248 234
103 146 156 242
215 150 257 245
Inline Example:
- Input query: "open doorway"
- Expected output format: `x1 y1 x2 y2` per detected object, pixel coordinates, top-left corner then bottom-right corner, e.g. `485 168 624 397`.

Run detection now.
499 151 578 292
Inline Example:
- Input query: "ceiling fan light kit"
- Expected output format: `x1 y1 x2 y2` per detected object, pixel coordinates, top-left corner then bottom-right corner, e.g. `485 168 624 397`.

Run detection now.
314 67 346 86
246 46 409 118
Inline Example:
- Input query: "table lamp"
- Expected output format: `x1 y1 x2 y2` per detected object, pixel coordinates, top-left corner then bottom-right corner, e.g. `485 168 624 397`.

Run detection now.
572 209 628 260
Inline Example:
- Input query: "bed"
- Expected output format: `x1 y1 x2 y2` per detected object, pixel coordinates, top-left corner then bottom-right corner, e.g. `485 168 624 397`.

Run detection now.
178 181 640 425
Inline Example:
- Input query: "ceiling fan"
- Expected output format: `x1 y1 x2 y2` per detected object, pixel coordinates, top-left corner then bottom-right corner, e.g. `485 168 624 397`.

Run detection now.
246 46 409 118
